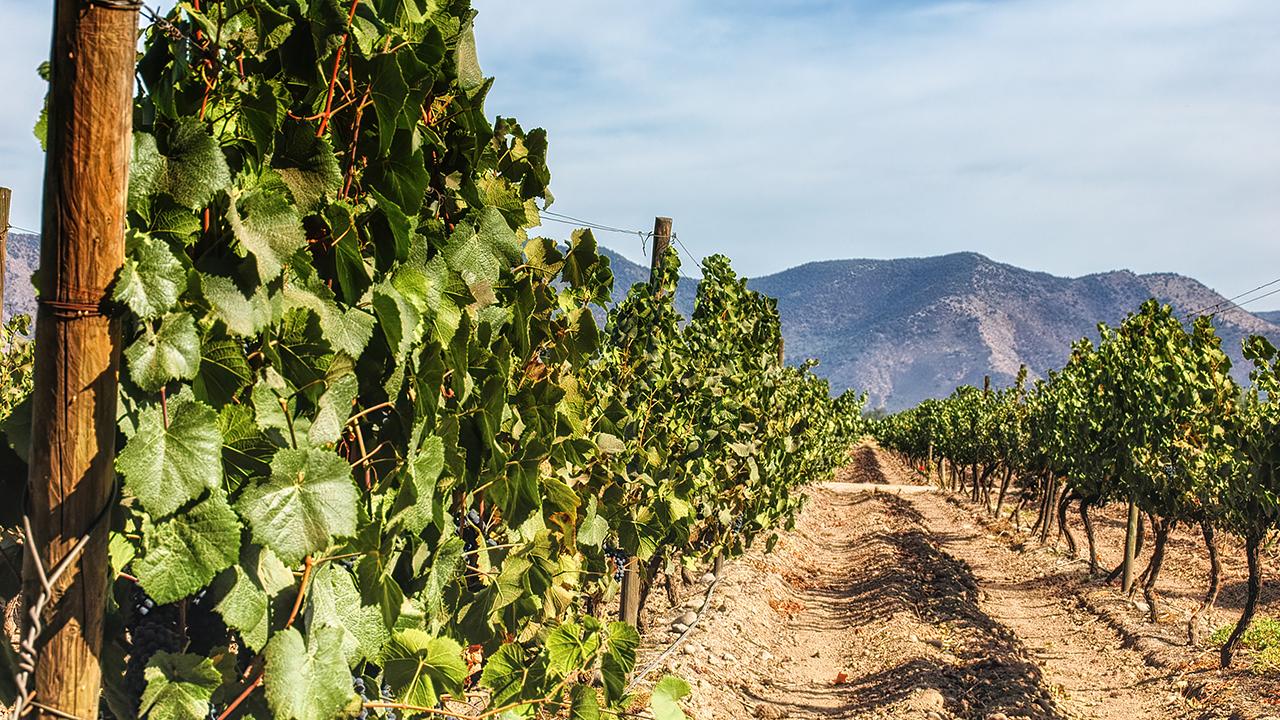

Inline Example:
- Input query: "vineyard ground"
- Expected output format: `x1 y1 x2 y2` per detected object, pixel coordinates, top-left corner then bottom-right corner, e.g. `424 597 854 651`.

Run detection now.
630 445 1280 720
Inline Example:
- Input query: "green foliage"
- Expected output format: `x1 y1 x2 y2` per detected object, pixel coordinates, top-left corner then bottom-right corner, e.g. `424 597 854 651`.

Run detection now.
139 652 221 720
9 2 868 717
650 675 692 720
876 299 1280 671
0 315 34 421
1209 616 1280 651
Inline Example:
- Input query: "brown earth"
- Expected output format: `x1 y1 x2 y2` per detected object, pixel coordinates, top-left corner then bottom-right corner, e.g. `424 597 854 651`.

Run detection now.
629 445 1280 720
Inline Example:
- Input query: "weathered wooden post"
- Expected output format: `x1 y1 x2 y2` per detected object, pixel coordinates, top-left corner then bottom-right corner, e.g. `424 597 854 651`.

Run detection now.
620 216 673 627
0 187 10 324
19 0 137 716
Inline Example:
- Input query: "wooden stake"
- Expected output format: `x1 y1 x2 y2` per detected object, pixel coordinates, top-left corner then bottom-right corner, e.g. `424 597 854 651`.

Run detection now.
22 1 136 716
0 187 9 324
619 216 674 627
619 556 642 627
649 216 673 293
1121 497 1139 595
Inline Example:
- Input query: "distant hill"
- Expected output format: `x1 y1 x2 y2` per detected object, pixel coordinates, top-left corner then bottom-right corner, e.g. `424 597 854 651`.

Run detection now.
7 236 1274 412
1254 310 1280 325
599 248 1280 411
3 232 38 324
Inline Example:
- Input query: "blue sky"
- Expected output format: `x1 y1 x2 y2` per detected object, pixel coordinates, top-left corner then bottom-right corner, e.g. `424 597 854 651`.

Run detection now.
4 1 1279 306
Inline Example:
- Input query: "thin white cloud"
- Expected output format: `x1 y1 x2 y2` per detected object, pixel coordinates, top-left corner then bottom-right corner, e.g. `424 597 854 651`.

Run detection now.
1 1 1275 305
0 1 54 230
476 0 1280 299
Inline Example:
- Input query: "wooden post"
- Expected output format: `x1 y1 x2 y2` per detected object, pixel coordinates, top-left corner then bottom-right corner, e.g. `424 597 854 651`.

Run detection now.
619 217 675 627
619 557 641 627
649 216 673 292
1121 498 1139 595
0 187 9 324
21 0 136 717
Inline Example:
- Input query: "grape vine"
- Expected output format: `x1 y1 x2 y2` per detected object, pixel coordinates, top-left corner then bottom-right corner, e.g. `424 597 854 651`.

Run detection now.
0 1 866 718
876 299 1277 668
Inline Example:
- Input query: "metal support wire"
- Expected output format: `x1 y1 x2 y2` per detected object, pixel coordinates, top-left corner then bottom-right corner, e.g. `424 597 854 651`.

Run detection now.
10 485 116 720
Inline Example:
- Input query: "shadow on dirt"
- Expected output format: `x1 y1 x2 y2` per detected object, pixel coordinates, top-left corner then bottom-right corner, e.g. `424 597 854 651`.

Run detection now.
748 492 1068 720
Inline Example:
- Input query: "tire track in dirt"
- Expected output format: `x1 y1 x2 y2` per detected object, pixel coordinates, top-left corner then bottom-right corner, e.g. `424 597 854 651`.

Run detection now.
644 445 1203 720
865 449 1187 719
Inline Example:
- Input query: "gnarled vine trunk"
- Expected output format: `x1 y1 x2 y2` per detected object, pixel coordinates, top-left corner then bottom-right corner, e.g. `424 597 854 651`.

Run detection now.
1057 491 1077 555
1141 517 1172 622
1079 499 1098 574
1221 534 1263 668
1188 518 1220 644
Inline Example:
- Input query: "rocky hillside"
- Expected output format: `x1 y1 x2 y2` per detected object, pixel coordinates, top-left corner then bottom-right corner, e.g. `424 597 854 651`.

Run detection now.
7 237 1274 411
601 249 1280 411
3 232 38 323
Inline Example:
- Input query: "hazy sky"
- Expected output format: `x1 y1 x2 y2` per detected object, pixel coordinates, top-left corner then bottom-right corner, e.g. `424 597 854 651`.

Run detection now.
4 1 1279 306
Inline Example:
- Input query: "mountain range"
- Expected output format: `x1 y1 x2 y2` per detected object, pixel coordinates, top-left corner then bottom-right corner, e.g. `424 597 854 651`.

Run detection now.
600 248 1280 411
4 232 1276 411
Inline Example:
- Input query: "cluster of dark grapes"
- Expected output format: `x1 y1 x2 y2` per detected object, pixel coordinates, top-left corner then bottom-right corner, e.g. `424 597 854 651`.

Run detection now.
731 515 746 534
186 587 229 656
124 588 183 711
602 544 629 583
459 508 491 592
354 675 369 719
459 508 486 554
352 676 397 720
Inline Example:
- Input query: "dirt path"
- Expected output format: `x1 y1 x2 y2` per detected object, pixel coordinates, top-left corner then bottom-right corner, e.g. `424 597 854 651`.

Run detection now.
634 446 1269 720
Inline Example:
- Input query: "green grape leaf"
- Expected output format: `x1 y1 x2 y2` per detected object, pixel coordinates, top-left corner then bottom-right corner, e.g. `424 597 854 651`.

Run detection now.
201 274 277 337
240 79 284 163
383 630 467 708
227 173 306 283
307 563 389 665
444 225 500 289
370 53 410 156
236 447 359 565
211 544 294 652
600 622 639 706
283 283 375 358
33 101 48 153
114 230 184 320
372 281 421 361
369 188 412 262
390 434 444 534
196 336 252 407
129 121 231 213
478 643 531 706
140 652 221 720
477 206 522 266
421 534 464 620
649 676 691 720
327 202 370 305
219 403 274 481
116 397 222 518
546 622 599 679
455 20 484 93
367 145 428 216
125 312 201 392
569 685 601 720
262 626 355 720
491 555 532 616
307 375 359 446
135 491 241 604
273 123 342 214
